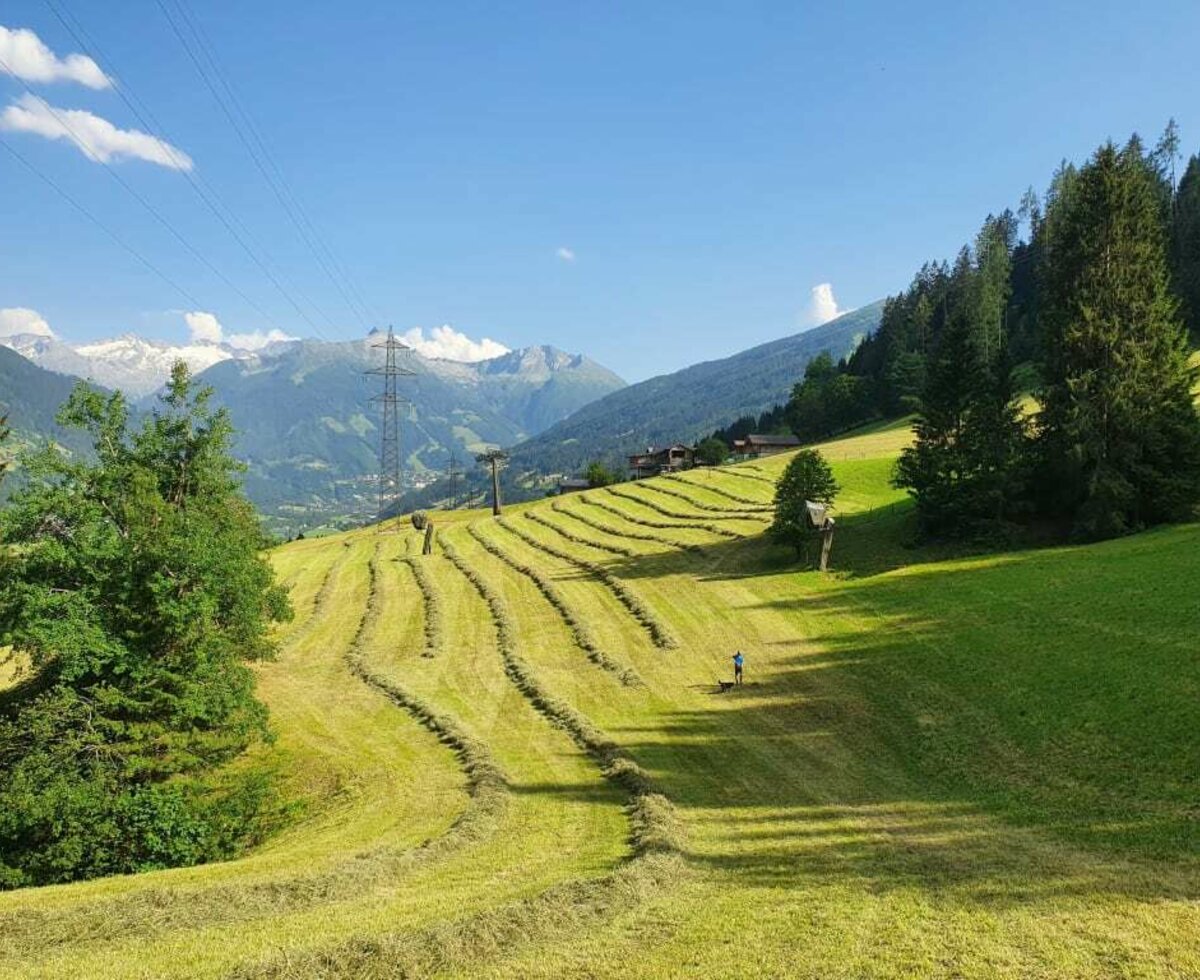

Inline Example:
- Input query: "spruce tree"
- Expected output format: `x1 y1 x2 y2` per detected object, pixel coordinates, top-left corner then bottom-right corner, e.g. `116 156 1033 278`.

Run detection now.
1037 139 1200 537
895 225 1027 537
1171 154 1200 340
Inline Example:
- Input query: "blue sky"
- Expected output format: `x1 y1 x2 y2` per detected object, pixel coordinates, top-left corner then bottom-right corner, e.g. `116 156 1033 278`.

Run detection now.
2 1 1199 381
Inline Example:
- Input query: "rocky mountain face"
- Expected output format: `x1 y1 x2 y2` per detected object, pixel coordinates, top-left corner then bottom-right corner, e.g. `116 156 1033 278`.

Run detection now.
189 336 624 529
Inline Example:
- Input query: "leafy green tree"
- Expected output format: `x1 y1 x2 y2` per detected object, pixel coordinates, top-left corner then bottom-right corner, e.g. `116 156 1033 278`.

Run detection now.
770 449 839 558
694 437 728 466
1037 138 1200 537
0 364 292 887
584 460 619 487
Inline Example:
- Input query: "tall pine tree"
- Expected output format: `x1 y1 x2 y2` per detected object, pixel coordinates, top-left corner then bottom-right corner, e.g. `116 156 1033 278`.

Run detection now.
895 221 1027 537
1171 154 1200 341
1036 138 1200 538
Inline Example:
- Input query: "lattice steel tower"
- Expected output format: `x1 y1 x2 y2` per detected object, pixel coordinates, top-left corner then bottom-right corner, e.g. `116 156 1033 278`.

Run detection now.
365 327 415 520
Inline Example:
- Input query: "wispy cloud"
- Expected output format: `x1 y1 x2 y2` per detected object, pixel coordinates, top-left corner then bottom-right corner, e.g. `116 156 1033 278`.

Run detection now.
803 282 851 327
0 25 110 89
184 310 296 350
0 306 55 338
556 246 576 263
400 325 509 362
0 93 193 170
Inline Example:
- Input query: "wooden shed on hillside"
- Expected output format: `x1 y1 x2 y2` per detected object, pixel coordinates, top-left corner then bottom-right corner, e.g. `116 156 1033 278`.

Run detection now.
732 433 802 459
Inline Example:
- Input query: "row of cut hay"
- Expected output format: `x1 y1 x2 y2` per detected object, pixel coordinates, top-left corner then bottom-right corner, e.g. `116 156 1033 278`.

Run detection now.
552 499 702 552
495 516 680 650
280 543 353 644
664 472 776 508
582 494 740 539
439 537 683 847
230 840 682 980
350 549 506 814
400 554 444 658
714 464 776 484
642 477 773 515
467 522 640 686
525 509 637 557
0 546 496 957
606 485 757 524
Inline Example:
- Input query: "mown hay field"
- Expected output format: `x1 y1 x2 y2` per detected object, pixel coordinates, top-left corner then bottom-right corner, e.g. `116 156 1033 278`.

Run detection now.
2 424 1198 979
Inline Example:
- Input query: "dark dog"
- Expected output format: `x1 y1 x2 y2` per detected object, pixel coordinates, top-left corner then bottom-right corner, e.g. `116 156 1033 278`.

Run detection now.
717 680 735 693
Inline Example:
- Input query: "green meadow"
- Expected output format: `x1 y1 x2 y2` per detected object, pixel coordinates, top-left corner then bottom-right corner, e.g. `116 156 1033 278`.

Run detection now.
1 423 1197 979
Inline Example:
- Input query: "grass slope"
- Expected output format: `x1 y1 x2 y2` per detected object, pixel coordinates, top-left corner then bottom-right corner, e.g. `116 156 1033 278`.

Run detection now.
1 422 1197 978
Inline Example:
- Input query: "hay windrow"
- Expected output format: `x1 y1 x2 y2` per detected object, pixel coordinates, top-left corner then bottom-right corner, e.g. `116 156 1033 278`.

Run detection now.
466 522 640 685
525 509 638 557
552 498 702 552
494 517 680 650
0 545 507 957
662 473 776 510
606 485 755 523
400 554 444 658
638 479 772 518
582 494 739 539
236 539 686 980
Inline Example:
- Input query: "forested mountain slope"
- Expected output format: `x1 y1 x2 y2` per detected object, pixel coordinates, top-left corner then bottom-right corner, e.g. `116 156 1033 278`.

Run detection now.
506 302 882 477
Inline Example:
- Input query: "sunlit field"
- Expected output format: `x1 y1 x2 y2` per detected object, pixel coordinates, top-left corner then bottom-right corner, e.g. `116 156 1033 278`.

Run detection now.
2 425 1197 979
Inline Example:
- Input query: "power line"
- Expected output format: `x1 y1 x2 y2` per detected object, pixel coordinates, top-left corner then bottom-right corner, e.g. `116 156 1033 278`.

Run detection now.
0 133 204 309
172 0 383 328
156 0 380 331
0 56 301 336
42 0 338 340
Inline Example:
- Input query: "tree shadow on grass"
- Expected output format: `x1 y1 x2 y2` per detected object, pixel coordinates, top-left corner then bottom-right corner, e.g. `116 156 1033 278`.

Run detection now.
597 528 1200 906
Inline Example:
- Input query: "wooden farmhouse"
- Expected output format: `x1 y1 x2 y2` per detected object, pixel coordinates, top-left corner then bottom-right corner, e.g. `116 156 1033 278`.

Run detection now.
628 444 695 479
732 433 802 459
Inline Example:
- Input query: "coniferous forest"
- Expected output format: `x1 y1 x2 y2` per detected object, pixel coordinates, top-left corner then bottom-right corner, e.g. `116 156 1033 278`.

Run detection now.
713 125 1200 541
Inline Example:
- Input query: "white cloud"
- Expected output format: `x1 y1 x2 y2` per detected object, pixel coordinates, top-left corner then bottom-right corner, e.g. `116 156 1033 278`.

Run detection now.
400 325 509 362
226 328 296 351
0 306 55 338
804 282 851 327
0 93 193 170
183 310 296 350
184 310 223 344
556 246 576 262
0 25 110 89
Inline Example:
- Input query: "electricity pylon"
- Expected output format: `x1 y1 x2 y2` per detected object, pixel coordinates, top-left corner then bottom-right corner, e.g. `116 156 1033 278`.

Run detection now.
365 327 415 521
446 451 463 510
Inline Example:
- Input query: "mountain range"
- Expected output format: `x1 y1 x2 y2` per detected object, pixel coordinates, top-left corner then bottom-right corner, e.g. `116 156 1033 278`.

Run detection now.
1 305 882 530
0 329 625 529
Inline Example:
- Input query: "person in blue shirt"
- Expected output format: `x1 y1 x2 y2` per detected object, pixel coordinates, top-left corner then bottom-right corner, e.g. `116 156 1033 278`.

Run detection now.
732 651 744 685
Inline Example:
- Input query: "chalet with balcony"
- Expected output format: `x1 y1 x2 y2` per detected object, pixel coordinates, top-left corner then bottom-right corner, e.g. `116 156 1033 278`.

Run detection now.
628 444 695 479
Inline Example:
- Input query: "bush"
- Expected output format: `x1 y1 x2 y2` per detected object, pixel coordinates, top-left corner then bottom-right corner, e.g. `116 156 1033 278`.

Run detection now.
770 449 839 558
411 511 428 530
584 461 620 488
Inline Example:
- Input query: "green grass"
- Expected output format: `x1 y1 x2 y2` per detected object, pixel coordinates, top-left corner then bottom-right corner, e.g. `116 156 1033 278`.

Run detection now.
1 424 1197 978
